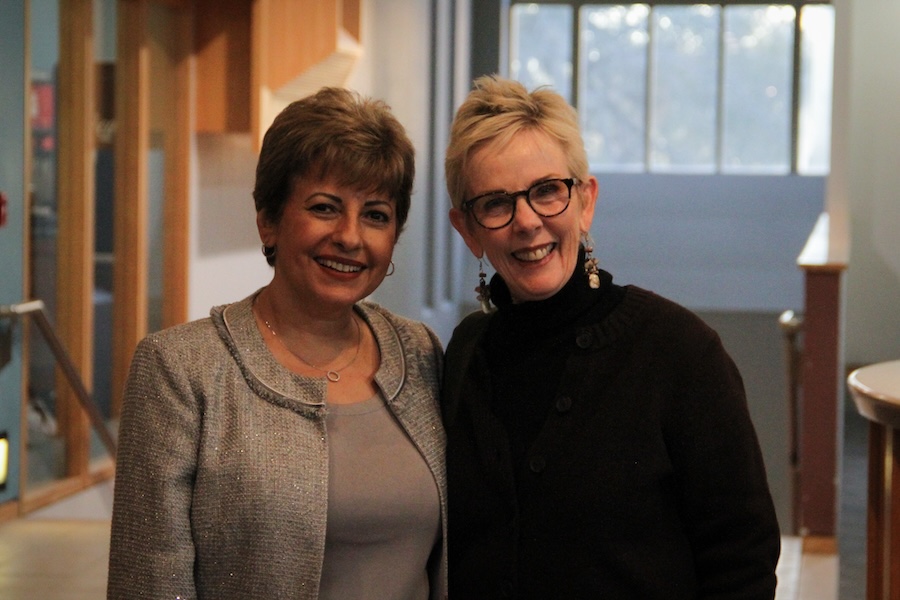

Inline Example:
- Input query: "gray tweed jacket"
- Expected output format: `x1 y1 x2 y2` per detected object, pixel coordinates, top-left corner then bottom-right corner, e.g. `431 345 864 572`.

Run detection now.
107 293 447 599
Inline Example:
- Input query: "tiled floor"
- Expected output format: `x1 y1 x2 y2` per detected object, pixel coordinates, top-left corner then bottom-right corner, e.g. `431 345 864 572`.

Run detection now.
0 476 839 600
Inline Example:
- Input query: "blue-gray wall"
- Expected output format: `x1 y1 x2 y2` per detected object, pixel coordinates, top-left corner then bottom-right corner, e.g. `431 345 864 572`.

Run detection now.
593 173 825 312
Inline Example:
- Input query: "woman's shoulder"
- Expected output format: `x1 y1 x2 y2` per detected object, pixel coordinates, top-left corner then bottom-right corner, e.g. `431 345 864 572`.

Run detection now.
614 285 718 342
357 301 442 351
139 316 218 350
136 295 250 358
610 285 718 344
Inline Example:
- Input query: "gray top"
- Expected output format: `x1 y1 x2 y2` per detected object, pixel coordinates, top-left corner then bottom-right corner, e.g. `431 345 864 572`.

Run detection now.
321 394 440 600
107 292 447 600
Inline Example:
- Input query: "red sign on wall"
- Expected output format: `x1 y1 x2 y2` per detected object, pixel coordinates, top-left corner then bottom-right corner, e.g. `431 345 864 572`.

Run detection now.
0 191 8 228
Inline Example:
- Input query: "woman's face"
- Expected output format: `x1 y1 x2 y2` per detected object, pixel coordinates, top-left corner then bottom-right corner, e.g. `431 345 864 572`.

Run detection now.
258 177 398 311
450 128 597 303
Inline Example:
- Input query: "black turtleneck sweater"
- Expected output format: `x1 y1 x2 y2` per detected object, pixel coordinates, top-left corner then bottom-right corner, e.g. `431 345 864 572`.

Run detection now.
484 253 625 477
441 258 780 600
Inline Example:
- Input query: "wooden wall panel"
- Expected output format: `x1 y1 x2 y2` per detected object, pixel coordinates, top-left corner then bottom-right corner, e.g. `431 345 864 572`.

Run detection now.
56 0 95 476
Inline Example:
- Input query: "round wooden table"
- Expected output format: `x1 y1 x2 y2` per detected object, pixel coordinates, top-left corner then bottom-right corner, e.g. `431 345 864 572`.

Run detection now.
848 359 900 600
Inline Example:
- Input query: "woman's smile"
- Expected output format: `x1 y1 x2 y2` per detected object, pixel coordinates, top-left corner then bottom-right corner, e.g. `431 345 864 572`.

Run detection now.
316 256 365 274
512 242 556 263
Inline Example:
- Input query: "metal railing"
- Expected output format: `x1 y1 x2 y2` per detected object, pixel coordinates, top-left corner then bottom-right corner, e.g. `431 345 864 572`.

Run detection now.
779 309 804 535
0 300 117 457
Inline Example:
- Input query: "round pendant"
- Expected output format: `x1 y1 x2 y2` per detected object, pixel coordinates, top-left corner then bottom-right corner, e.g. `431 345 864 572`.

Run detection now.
326 370 341 382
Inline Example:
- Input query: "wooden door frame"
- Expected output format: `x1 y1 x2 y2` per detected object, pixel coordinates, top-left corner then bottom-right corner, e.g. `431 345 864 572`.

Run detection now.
20 0 191 514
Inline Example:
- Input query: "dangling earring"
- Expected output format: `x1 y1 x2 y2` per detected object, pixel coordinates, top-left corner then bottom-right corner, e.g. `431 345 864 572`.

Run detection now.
386 261 395 276
476 258 492 314
262 244 277 259
582 233 600 289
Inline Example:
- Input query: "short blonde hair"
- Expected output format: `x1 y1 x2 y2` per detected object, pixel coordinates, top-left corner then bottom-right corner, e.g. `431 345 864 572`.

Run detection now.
444 75 589 209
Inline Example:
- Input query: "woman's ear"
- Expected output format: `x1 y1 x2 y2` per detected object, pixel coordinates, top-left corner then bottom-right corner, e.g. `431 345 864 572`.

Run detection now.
578 176 599 233
449 207 484 258
257 210 275 247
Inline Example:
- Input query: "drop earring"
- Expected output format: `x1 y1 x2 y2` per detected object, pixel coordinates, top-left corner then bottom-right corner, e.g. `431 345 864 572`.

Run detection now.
476 258 492 314
582 233 600 289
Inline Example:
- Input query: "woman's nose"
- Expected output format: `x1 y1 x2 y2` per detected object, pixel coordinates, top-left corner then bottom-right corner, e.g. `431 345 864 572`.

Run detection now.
333 214 362 248
510 195 542 231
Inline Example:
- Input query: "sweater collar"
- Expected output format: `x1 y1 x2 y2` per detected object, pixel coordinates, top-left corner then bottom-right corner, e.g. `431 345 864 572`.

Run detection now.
488 246 613 341
211 292 407 415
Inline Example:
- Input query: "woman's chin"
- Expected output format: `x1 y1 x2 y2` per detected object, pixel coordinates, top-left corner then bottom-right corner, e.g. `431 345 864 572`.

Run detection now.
509 277 567 303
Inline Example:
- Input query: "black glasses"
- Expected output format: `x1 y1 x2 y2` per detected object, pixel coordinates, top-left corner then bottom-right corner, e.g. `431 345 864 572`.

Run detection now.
461 178 577 230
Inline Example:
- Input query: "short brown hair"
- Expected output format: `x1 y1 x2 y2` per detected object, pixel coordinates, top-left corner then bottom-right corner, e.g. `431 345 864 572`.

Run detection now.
254 87 415 236
444 75 588 209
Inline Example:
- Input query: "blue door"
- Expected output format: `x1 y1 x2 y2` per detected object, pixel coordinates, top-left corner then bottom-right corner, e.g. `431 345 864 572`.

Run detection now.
0 0 28 505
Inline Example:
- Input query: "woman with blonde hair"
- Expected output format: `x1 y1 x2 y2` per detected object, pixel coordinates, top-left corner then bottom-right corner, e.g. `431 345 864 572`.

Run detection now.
442 75 780 599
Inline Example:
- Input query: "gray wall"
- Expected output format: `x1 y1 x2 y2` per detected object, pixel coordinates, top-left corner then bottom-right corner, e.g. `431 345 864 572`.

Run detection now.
836 0 900 366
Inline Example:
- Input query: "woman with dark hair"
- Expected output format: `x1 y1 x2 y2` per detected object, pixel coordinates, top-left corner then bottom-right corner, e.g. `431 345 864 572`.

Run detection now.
442 75 780 599
108 87 446 600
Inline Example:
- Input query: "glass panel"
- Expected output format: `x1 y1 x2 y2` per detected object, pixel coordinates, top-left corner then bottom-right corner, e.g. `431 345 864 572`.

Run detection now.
510 4 574 102
797 4 834 175
721 5 794 174
27 0 64 489
649 4 720 172
93 0 117 466
580 4 649 171
147 2 181 336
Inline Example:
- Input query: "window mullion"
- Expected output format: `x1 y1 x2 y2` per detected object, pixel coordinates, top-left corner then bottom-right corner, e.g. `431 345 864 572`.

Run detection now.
715 6 726 172
570 4 580 109
645 4 655 172
790 11 802 174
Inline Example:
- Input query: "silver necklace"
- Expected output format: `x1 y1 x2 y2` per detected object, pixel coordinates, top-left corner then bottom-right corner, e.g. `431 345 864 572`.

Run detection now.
263 315 361 382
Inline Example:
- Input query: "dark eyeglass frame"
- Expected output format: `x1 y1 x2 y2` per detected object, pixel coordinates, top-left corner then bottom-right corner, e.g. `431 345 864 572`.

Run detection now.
461 177 578 230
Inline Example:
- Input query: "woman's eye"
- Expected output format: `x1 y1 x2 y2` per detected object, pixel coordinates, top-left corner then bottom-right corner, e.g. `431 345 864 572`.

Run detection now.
308 202 339 214
365 210 393 224
532 183 559 199
482 195 511 213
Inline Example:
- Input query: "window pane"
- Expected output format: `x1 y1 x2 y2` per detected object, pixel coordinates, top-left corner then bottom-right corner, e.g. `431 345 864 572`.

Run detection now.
649 5 719 172
510 4 574 102
721 5 794 174
579 4 649 171
797 4 834 175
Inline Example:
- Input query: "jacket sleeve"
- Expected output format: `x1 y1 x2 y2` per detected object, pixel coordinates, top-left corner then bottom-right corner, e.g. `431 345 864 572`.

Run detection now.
107 334 202 600
666 331 781 600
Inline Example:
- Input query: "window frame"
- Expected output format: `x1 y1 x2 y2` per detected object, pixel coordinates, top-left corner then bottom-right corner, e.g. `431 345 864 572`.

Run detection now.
506 0 833 174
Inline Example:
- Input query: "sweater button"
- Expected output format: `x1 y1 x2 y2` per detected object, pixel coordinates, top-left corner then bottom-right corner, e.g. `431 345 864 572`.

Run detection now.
529 456 547 473
575 329 593 348
555 396 573 413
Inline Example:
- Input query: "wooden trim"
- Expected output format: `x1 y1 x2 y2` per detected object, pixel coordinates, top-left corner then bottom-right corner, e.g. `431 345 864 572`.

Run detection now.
342 0 361 41
156 2 192 328
863 424 900 600
15 462 113 517
797 268 841 536
795 211 846 537
0 500 19 524
111 0 151 417
866 423 886 600
800 535 837 555
20 475 87 514
19 0 33 517
56 0 95 477
797 212 849 271
194 0 251 133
